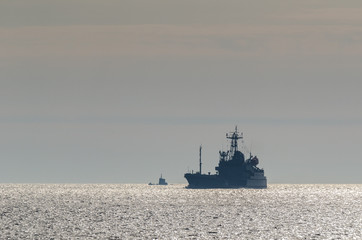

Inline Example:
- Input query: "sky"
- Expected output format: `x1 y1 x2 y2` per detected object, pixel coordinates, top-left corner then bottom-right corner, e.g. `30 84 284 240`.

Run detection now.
1 0 362 183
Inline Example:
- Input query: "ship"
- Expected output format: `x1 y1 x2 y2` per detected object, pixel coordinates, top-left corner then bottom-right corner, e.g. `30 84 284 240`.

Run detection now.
149 174 168 185
184 127 267 188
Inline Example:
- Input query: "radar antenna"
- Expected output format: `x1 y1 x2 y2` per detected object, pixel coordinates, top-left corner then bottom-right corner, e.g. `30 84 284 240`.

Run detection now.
226 126 243 156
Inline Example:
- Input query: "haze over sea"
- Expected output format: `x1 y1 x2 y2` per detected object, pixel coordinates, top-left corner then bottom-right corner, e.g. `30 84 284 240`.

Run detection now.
0 184 360 239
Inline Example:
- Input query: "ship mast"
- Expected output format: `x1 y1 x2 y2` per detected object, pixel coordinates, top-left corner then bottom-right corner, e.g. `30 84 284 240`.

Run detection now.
199 145 202 174
226 126 243 156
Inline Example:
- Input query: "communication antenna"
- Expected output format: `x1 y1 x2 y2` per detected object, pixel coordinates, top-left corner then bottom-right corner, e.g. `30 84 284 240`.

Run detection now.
199 145 202 174
247 142 253 158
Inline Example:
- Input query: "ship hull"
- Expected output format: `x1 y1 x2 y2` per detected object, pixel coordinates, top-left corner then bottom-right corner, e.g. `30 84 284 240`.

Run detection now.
184 173 267 189
245 172 267 188
184 173 226 188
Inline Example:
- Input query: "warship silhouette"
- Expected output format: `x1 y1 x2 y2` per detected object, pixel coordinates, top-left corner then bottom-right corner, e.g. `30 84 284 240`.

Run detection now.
184 127 267 188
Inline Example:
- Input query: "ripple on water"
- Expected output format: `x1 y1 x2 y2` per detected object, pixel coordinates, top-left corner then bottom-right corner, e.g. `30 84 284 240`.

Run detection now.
0 184 361 239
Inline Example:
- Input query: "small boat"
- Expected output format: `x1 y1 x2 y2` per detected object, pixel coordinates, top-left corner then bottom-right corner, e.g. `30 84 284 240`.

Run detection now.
149 174 168 185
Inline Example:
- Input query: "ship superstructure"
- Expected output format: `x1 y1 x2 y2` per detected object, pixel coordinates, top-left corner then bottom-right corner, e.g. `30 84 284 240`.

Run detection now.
184 127 267 188
158 174 168 185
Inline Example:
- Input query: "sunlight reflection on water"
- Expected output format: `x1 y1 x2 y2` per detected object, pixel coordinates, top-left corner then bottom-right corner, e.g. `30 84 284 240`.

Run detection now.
0 184 361 239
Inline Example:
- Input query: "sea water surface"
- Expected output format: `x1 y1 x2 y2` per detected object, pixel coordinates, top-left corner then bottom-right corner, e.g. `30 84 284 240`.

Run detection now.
0 184 361 239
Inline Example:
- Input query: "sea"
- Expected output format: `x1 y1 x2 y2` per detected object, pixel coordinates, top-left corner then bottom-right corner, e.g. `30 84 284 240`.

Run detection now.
0 184 361 239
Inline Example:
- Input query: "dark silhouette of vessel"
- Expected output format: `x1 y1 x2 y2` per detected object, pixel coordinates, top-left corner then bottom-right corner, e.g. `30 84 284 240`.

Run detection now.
149 174 168 185
184 127 267 188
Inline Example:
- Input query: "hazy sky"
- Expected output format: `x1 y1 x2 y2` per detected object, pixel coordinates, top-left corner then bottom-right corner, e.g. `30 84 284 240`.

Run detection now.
1 1 362 183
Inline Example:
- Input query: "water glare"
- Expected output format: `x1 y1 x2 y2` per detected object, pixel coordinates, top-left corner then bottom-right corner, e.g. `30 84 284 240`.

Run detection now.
0 184 361 239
